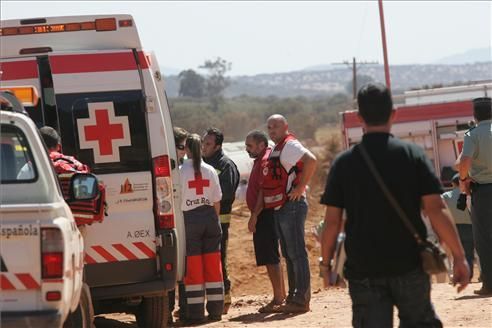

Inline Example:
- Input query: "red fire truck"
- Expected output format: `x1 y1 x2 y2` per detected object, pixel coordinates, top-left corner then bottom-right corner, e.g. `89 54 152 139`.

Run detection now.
341 82 491 187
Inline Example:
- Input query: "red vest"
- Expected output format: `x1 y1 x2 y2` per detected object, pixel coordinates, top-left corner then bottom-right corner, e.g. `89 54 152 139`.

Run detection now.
262 134 303 209
50 152 106 226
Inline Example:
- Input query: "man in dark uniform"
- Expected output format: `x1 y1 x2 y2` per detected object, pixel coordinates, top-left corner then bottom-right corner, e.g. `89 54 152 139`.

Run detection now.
458 97 492 296
202 127 240 313
320 84 469 327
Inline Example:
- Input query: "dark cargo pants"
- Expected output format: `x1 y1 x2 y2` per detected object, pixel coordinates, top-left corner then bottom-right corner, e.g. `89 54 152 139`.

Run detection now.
471 183 492 289
183 206 224 320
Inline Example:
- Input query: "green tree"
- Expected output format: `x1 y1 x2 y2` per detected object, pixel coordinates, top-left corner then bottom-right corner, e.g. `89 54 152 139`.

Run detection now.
200 57 232 111
178 69 206 98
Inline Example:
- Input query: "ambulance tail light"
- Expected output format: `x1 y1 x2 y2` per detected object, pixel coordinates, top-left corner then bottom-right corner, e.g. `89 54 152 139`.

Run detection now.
153 155 171 177
153 155 175 229
41 228 64 279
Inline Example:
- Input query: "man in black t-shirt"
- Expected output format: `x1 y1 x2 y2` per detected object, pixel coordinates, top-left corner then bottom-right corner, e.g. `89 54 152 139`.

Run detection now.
320 84 470 328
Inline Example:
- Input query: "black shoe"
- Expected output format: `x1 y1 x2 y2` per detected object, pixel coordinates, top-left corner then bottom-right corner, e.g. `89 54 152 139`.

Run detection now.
474 287 492 296
208 314 222 322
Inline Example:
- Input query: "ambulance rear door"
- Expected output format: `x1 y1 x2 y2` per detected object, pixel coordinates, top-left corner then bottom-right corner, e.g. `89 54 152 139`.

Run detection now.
48 50 158 287
144 51 185 280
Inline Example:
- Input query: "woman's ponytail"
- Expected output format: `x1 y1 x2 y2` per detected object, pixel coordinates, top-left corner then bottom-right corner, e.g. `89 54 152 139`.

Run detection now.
186 134 202 175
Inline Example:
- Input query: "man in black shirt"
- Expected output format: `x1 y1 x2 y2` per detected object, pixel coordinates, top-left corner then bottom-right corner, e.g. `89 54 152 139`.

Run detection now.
320 84 470 328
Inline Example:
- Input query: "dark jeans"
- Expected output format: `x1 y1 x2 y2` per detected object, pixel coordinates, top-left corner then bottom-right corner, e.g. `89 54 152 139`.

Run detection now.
221 222 231 301
273 199 310 305
348 269 442 328
471 183 492 289
456 224 474 279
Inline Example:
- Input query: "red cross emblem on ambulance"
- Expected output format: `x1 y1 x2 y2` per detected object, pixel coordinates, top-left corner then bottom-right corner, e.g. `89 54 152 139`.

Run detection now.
77 102 131 164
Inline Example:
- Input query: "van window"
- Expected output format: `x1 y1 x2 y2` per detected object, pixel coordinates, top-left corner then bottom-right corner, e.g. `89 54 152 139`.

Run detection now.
0 125 38 183
56 90 151 174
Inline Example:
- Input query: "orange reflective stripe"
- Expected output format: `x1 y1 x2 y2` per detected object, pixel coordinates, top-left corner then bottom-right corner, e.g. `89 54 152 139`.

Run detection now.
203 252 223 283
184 255 204 285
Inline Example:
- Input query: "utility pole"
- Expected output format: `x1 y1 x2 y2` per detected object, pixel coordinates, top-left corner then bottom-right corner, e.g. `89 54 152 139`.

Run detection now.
378 0 391 91
333 57 378 106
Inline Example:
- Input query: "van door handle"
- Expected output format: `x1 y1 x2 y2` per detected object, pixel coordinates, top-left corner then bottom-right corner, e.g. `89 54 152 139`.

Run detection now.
170 158 176 170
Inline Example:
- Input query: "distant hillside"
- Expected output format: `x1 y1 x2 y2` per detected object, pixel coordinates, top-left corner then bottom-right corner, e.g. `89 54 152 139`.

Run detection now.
163 62 492 98
436 48 491 65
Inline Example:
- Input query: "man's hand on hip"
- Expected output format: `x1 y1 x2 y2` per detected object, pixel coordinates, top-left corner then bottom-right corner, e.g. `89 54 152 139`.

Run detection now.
288 185 305 201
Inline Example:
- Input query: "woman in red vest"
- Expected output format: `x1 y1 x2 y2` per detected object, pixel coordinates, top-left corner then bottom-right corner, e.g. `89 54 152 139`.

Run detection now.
180 133 224 323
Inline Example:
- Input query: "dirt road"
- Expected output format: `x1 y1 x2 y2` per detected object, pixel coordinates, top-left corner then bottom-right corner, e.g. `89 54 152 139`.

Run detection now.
95 165 491 327
95 283 491 327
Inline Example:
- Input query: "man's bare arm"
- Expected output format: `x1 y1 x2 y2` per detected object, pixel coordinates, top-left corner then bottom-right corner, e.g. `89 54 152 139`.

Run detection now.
248 190 264 233
288 151 317 200
457 155 472 180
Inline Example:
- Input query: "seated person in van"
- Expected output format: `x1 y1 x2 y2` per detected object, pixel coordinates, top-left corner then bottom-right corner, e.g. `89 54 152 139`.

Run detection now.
39 126 89 174
39 126 105 226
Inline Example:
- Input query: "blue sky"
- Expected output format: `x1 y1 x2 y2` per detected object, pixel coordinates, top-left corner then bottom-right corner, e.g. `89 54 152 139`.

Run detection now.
1 1 491 75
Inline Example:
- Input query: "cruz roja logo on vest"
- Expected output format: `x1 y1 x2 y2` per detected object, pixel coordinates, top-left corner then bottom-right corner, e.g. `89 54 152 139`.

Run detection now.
186 197 212 207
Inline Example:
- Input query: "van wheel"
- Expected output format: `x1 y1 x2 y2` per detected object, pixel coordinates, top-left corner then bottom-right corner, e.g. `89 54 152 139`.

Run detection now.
64 283 94 328
136 295 169 328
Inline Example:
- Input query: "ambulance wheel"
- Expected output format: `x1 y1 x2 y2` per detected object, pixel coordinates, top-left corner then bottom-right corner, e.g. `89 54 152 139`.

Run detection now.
64 283 94 328
136 295 169 328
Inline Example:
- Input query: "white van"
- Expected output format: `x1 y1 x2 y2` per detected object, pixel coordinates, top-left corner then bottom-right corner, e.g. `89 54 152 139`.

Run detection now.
0 15 185 327
0 92 98 327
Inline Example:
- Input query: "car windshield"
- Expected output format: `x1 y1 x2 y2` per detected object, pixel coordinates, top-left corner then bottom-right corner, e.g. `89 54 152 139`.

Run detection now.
1 124 38 183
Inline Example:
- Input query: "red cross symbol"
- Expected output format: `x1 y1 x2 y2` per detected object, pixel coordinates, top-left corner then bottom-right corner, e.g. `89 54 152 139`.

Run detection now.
77 102 131 164
85 109 124 155
188 174 210 195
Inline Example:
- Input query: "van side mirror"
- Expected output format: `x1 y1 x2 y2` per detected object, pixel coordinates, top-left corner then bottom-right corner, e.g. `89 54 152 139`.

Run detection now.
69 173 99 201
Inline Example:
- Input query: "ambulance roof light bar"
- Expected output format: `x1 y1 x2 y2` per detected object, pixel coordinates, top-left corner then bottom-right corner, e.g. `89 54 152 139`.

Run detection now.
0 18 125 37
0 15 141 57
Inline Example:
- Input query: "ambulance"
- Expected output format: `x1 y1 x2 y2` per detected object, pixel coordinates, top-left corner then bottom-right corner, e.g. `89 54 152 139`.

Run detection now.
340 82 492 187
0 15 185 327
1 91 98 327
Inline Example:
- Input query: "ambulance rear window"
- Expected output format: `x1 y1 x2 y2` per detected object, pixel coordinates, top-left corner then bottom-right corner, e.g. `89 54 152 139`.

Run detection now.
0 125 38 183
56 90 151 174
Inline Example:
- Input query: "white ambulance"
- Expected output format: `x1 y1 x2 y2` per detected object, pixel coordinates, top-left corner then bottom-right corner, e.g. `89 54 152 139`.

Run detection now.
0 15 185 327
0 91 98 327
341 82 492 187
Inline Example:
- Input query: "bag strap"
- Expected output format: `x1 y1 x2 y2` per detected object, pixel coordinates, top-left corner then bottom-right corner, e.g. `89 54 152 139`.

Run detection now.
358 143 425 246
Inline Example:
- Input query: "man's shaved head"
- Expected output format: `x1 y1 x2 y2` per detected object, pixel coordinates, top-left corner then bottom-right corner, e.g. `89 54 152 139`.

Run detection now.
267 114 288 126
267 114 289 144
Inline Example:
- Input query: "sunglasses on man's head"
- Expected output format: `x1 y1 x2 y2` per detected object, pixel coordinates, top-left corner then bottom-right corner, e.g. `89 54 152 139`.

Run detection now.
176 144 185 150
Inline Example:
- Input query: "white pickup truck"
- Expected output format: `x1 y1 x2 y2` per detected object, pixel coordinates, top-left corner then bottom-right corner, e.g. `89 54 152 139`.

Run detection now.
0 92 97 327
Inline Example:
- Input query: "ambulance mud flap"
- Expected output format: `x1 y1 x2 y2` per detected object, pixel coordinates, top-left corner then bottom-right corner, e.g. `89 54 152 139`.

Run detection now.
158 230 177 284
